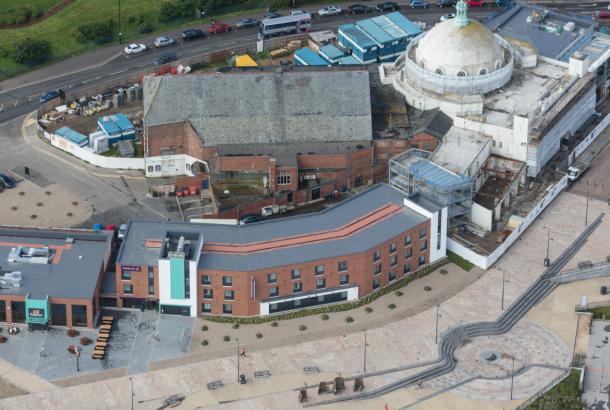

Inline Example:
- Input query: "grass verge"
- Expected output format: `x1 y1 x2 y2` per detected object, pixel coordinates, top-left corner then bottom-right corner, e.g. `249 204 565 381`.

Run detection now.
447 250 474 272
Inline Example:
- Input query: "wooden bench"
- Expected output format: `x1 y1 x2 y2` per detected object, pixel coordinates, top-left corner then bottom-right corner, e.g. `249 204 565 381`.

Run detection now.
100 324 111 331
99 329 110 335
95 341 107 348
92 349 105 359
102 316 114 322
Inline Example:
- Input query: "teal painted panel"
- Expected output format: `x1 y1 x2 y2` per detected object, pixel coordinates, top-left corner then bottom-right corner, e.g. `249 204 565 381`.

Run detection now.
170 258 185 299
25 296 49 324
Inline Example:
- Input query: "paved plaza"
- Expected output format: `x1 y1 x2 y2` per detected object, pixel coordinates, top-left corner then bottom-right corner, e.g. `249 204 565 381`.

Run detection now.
583 320 610 409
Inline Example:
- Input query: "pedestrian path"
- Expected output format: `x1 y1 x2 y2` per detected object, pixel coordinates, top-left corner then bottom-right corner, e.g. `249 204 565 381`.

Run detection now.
127 310 158 375
0 357 56 394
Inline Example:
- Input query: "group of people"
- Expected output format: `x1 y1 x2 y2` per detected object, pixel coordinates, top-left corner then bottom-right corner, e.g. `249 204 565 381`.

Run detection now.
7 324 18 335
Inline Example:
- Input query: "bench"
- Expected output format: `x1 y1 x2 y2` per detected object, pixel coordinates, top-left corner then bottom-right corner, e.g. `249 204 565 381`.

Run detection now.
97 334 109 341
92 349 105 359
254 370 271 379
304 366 320 374
207 380 223 390
95 341 107 348
102 316 114 322
100 324 112 331
99 329 110 335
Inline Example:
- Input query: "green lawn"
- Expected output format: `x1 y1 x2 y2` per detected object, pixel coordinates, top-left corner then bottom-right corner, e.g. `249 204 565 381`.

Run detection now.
527 369 582 410
0 0 61 11
447 250 475 272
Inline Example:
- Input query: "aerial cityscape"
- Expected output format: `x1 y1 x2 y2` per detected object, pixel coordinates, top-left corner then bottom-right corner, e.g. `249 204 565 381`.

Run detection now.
0 0 610 409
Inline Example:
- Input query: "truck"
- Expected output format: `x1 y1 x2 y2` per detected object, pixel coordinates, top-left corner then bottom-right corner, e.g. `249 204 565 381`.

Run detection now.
567 162 589 182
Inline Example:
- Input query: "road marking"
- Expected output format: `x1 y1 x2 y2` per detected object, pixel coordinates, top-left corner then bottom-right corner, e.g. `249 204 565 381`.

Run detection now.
14 100 18 107
0 104 3 112
109 69 129 76
190 48 207 54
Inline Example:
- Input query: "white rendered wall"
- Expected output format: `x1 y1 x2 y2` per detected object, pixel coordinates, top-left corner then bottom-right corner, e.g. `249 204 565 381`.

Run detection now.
403 198 447 263
471 202 493 231
158 259 198 317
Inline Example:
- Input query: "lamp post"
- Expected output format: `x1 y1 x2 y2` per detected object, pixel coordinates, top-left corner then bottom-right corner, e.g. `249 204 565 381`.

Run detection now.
118 0 122 44
585 180 590 227
510 356 515 400
236 337 240 383
543 226 550 267
363 330 367 373
435 304 440 345
129 377 134 410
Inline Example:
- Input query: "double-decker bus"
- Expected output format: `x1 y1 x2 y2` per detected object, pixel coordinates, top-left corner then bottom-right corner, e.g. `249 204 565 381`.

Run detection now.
258 13 312 40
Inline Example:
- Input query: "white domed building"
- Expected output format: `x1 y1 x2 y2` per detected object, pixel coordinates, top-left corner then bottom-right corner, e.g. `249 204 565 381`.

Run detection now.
384 0 514 114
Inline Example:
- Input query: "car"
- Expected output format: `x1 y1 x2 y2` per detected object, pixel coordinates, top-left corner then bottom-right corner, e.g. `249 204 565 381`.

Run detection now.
0 173 16 189
239 214 264 225
154 36 175 47
349 4 372 14
440 13 455 21
436 0 455 6
318 5 342 16
410 0 429 9
39 90 59 103
266 11 282 19
467 0 485 6
118 224 128 240
153 52 177 66
208 23 232 34
290 9 306 15
182 28 205 41
376 2 399 12
594 10 610 20
235 17 258 29
123 43 147 55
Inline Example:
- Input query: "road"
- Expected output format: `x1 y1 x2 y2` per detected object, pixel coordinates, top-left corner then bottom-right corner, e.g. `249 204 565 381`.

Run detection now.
0 0 602 125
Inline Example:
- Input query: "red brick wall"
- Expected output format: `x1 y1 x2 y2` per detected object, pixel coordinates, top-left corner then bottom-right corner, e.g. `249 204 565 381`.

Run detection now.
273 166 298 192
0 295 95 328
411 132 439 152
145 122 207 158
297 153 347 170
115 264 153 303
217 156 273 172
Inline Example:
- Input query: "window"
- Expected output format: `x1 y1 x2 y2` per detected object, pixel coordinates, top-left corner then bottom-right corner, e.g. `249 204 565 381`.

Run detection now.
291 269 301 280
355 175 363 187
404 263 411 274
149 285 155 296
186 163 191 172
148 269 154 296
224 290 234 300
201 275 211 285
315 265 324 275
375 263 382 275
389 271 396 282
405 247 413 259
338 261 348 272
457 70 467 77
419 255 426 266
316 278 325 289
499 141 503 149
479 67 488 75
435 67 444 75
373 250 381 262
493 140 497 147
223 304 233 315
293 282 302 293
373 278 380 290
391 254 398 267
269 286 279 297
202 303 211 313
203 289 213 299
420 227 427 239
121 270 131 281
340 274 349 285
147 166 153 173
420 239 428 252
267 272 277 284
123 284 133 294
222 276 232 286
390 242 397 253
277 171 291 185
154 165 161 172
405 235 412 246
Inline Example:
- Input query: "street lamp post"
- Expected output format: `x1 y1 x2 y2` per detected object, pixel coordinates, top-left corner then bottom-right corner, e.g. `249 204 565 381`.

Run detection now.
510 356 515 400
435 304 440 345
363 330 367 373
585 180 590 227
129 377 134 410
544 227 550 267
118 0 122 44
236 337 240 383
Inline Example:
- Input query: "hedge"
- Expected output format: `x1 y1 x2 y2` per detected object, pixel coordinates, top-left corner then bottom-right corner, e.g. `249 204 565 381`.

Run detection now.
447 250 474 272
202 257 448 325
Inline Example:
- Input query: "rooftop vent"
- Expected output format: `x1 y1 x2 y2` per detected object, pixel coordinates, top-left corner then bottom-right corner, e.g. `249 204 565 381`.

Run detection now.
8 246 55 264
66 237 74 244
0 271 22 289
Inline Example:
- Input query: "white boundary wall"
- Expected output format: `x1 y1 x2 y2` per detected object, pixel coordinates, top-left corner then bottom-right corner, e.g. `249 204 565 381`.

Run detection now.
449 112 609 269
43 129 144 170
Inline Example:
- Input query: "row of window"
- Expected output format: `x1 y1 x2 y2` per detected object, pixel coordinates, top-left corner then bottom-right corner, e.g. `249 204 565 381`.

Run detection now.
373 231 426 263
202 303 232 314
121 270 155 296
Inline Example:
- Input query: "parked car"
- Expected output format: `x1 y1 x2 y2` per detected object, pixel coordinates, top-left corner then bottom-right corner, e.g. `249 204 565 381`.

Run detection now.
266 11 282 19
208 23 232 34
118 224 128 240
436 0 455 6
594 10 610 21
410 0 429 9
123 43 147 55
154 36 175 47
376 2 399 12
0 173 16 189
349 4 372 14
182 28 205 41
467 0 485 6
318 5 342 16
240 214 264 225
235 17 258 29
440 13 455 21
153 52 177 66
290 9 307 15
39 90 59 103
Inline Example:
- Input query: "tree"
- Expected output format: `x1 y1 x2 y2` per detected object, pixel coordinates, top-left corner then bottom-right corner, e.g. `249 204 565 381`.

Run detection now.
12 37 51 66
76 19 114 44
159 0 196 22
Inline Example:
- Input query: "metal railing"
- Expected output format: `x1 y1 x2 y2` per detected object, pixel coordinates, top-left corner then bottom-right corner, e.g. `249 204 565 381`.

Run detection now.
575 299 610 312
552 261 610 284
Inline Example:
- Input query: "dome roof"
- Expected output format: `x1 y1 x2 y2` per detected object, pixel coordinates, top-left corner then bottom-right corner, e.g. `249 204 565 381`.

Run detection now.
414 19 505 77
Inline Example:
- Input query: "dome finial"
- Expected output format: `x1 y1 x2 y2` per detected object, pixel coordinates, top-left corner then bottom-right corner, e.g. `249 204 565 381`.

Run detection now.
454 0 469 27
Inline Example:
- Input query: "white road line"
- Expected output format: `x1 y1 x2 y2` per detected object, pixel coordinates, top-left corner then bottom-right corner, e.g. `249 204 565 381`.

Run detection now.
13 100 18 107
109 69 129 76
0 104 3 112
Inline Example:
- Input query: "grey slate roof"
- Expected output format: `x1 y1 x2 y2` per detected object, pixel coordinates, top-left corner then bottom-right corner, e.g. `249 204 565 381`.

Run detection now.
0 228 112 300
412 109 453 140
118 184 427 272
143 68 373 146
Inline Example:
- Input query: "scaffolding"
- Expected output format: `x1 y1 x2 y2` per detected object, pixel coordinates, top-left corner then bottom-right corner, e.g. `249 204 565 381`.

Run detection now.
389 149 473 218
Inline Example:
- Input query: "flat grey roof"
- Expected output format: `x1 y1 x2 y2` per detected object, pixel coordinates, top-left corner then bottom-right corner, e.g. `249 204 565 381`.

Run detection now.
118 184 427 272
143 67 372 147
408 192 444 213
0 228 112 300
